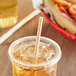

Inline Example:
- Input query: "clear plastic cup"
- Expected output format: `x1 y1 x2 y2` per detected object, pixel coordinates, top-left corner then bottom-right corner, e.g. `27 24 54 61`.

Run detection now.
8 36 61 76
0 0 18 28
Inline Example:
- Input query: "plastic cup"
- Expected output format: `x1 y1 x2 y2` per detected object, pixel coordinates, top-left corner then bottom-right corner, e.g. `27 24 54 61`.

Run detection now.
0 0 18 28
8 36 61 76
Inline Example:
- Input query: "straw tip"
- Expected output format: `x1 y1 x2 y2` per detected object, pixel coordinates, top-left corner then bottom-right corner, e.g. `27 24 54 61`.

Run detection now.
39 16 43 19
39 17 43 22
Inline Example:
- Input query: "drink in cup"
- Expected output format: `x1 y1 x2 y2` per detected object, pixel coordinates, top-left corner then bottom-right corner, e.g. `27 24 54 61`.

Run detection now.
8 36 61 76
0 0 18 28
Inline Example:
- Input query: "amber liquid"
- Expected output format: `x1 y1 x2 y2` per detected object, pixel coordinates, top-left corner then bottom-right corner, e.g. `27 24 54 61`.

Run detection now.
12 63 57 76
0 0 18 28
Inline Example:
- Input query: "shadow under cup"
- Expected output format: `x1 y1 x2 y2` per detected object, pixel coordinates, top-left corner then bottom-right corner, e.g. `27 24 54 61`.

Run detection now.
8 36 61 76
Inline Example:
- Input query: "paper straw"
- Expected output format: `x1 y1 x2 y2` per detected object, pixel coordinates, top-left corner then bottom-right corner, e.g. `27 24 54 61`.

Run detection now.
35 17 43 58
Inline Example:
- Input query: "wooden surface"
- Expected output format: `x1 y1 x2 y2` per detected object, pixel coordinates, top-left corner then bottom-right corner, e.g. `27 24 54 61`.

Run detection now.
0 0 76 76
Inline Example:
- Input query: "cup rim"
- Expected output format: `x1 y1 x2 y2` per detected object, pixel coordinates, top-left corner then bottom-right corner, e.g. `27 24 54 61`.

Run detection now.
8 36 61 67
